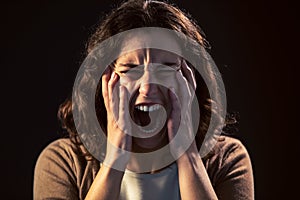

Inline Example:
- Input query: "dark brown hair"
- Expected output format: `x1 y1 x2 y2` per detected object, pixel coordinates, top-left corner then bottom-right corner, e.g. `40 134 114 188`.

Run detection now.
58 0 235 160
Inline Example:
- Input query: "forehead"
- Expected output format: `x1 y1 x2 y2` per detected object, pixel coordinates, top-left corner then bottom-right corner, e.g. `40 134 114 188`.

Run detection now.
116 30 182 63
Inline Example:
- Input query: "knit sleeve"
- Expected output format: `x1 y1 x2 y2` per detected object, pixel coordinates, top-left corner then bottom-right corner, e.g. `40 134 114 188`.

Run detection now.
213 137 255 200
33 139 80 200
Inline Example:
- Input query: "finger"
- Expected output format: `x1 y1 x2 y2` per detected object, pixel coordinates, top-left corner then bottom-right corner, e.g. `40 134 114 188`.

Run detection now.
181 60 197 92
176 72 192 106
118 85 131 133
167 88 181 139
102 67 112 109
175 72 195 136
108 71 119 101
108 71 120 121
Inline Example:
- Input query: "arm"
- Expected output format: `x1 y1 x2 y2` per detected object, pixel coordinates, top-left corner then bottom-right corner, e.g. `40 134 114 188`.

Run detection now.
168 61 254 199
33 140 79 200
177 147 218 200
176 138 254 200
167 61 218 199
85 69 132 199
85 165 125 200
213 138 255 200
167 85 218 200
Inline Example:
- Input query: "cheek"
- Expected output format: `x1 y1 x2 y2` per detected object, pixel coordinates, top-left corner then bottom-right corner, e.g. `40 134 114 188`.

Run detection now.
159 77 178 100
119 74 180 97
119 77 138 95
169 75 178 86
163 74 179 92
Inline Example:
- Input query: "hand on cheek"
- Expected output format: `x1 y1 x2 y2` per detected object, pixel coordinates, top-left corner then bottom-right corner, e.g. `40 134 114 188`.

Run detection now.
101 68 132 169
167 66 198 159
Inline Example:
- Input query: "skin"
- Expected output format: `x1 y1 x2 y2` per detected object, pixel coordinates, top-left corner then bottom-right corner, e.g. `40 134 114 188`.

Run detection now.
114 49 181 153
85 36 218 199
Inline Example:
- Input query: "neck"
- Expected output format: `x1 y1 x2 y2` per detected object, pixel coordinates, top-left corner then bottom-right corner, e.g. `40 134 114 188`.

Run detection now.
131 127 169 153
127 128 172 173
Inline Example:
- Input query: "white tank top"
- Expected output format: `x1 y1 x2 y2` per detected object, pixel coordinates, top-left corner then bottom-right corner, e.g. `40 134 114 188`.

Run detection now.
120 162 180 200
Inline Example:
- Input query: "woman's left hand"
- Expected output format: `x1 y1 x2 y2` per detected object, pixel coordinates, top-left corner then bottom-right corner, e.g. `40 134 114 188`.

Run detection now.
167 60 199 160
167 61 218 200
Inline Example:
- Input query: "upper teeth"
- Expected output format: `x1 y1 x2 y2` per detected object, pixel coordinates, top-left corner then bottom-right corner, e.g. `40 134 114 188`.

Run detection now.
135 104 162 112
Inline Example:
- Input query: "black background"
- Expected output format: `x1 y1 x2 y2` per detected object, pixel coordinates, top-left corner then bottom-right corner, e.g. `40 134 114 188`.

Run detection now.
1 0 298 199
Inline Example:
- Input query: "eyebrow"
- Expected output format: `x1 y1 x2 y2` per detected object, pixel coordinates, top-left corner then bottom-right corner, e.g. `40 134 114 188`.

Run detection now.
118 62 179 67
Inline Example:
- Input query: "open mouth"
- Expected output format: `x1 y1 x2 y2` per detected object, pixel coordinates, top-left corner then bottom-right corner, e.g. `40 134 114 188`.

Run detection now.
132 103 167 134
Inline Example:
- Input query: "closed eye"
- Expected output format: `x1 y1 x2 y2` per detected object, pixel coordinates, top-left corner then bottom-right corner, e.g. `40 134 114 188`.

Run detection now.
119 68 143 74
121 63 139 68
162 62 178 66
119 70 129 74
115 63 139 74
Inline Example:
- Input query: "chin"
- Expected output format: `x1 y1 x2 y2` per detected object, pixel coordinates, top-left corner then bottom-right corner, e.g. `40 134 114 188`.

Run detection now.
131 127 169 153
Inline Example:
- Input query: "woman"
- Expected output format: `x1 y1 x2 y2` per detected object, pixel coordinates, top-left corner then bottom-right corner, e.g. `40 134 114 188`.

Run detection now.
34 0 254 199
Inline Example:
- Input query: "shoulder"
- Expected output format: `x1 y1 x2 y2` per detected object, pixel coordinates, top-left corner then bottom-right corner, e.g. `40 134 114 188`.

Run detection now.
213 135 250 160
37 138 81 162
34 138 85 177
209 135 252 167
204 135 253 185
34 138 100 199
205 137 255 199
42 137 80 153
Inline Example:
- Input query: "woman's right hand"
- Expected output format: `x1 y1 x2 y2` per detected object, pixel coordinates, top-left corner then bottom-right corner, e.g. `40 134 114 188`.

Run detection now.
101 67 132 171
85 67 132 199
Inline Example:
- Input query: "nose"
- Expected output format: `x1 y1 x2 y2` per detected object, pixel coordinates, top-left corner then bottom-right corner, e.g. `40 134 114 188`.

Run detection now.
139 83 158 96
138 70 158 96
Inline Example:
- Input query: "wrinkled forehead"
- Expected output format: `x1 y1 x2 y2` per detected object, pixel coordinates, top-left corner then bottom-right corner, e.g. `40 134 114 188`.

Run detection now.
115 48 182 64
118 29 182 58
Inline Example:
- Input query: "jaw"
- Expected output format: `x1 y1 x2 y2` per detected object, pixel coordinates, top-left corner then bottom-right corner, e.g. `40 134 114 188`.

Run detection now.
130 104 170 152
131 128 169 153
128 92 171 152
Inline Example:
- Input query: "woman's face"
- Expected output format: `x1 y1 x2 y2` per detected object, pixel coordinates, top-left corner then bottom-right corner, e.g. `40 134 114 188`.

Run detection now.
112 48 184 151
110 34 195 152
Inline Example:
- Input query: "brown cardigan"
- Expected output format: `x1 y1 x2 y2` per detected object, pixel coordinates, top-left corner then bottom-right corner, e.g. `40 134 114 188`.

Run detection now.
33 136 254 199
